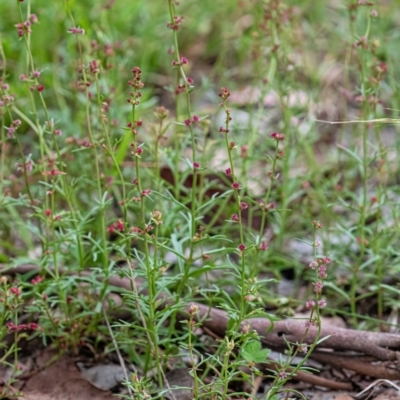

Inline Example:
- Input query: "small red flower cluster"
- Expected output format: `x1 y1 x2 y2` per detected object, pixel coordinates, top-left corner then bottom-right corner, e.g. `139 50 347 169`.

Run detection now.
15 14 38 37
67 27 85 35
31 276 44 285
270 132 285 141
108 220 124 233
6 119 22 139
218 87 230 100
127 67 145 105
10 287 21 296
172 56 188 67
167 15 184 30
184 115 199 126
6 322 39 332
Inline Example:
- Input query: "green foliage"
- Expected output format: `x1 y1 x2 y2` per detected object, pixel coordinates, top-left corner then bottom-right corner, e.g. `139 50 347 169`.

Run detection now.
1 0 400 398
241 339 271 364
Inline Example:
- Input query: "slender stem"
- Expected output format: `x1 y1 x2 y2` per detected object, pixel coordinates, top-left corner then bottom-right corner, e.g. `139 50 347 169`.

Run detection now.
266 226 323 400
0 39 6 189
167 0 198 290
17 0 85 268
257 140 280 246
128 82 163 386
218 91 251 326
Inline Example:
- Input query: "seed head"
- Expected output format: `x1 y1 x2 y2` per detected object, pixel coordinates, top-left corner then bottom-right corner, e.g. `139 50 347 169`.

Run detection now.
305 300 315 309
152 210 162 224
29 14 38 24
142 189 151 197
313 281 323 294
312 220 323 229
232 182 240 190
31 276 44 285
116 220 124 232
10 287 21 296
238 243 246 252
218 87 230 100
279 371 287 379
28 322 39 330
318 299 327 308
68 27 85 35
89 60 100 75
298 344 308 353
175 84 185 95
189 304 199 315
318 265 327 279
231 214 239 222
155 106 169 120
271 132 285 141
240 201 248 210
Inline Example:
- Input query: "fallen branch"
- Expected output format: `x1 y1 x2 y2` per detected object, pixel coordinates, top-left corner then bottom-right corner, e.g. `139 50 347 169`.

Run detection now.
264 360 353 390
309 352 400 380
179 302 400 362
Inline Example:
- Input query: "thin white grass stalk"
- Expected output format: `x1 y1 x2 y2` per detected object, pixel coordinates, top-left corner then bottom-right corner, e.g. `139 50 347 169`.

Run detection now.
103 308 134 397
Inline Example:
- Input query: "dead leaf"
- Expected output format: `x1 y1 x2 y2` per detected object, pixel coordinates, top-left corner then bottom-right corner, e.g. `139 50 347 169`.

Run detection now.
77 362 126 390
162 368 194 400
22 350 116 400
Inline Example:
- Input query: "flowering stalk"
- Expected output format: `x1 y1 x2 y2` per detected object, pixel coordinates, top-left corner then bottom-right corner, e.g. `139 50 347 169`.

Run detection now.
153 106 169 192
92 65 128 225
0 40 7 188
167 1 198 278
17 1 86 268
128 67 163 386
220 337 235 398
219 87 250 321
93 63 133 305
350 5 381 325
186 304 200 400
266 221 328 399
0 99 34 204
60 7 122 346
3 285 41 381
44 180 70 323
16 3 55 181
257 132 285 249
